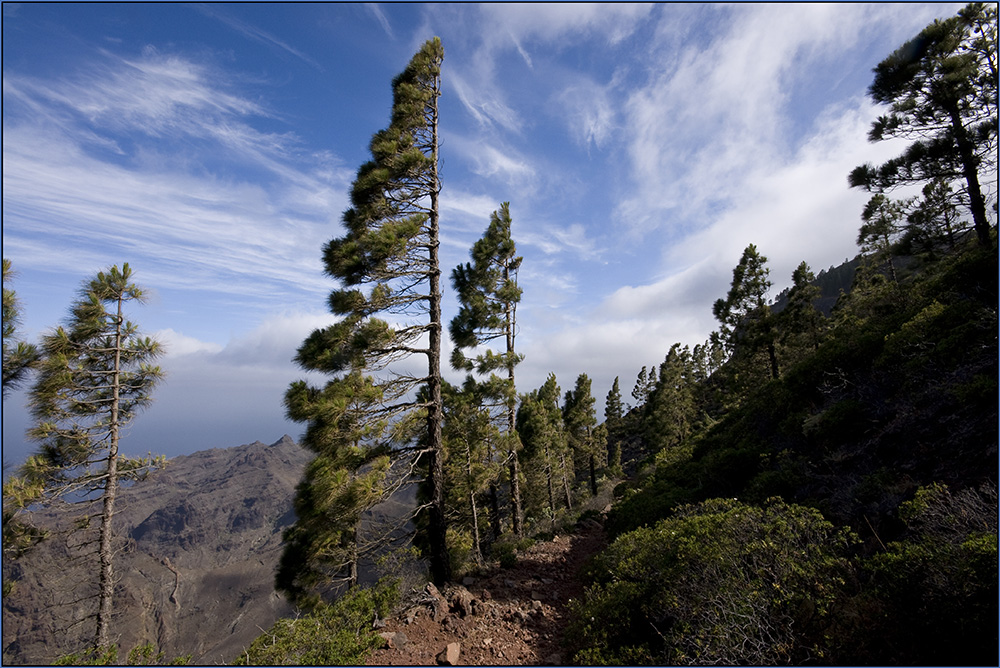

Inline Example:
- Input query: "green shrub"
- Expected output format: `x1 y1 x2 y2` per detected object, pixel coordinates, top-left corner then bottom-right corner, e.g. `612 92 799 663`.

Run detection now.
233 578 399 665
854 483 998 665
55 643 189 665
568 497 855 665
491 538 530 569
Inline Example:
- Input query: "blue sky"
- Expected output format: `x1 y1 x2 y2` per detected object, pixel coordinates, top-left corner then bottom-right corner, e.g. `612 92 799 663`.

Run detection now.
2 2 965 466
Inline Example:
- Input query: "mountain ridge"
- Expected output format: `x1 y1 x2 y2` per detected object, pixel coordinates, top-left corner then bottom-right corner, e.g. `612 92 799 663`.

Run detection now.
3 435 310 665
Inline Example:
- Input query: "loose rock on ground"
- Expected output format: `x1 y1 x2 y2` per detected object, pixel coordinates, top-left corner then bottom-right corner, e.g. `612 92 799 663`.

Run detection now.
366 521 606 666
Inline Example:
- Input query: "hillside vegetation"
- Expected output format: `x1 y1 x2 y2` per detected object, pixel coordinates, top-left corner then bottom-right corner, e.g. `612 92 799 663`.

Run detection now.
575 239 997 665
3 4 995 666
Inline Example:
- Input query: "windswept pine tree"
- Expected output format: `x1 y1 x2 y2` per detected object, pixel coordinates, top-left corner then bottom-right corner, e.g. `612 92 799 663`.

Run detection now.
849 2 997 247
281 38 452 593
449 202 525 537
19 263 164 652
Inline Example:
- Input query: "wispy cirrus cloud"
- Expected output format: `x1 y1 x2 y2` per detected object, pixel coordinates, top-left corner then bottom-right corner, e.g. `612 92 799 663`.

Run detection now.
2 48 350 317
477 3 652 48
365 3 395 39
195 4 325 71
554 73 619 150
614 3 953 239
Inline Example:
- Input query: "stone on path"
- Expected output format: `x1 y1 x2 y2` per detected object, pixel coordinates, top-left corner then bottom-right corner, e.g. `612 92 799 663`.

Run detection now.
378 631 408 650
436 642 461 665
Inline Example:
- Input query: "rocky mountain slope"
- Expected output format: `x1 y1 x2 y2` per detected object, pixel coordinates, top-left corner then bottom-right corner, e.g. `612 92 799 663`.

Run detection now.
3 435 310 665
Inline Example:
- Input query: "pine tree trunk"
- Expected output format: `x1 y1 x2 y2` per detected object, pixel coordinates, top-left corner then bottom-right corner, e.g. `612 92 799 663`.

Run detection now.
947 104 991 247
767 340 780 381
95 295 123 651
508 453 523 538
488 482 501 547
589 452 598 497
544 442 556 524
426 78 450 586
466 443 483 565
505 283 524 538
560 453 573 510
349 523 359 589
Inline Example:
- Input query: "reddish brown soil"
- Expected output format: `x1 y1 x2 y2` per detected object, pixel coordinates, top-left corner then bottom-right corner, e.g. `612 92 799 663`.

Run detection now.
366 521 606 666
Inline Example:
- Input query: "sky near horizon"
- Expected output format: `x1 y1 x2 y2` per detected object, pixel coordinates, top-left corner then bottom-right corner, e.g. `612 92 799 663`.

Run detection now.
2 2 965 466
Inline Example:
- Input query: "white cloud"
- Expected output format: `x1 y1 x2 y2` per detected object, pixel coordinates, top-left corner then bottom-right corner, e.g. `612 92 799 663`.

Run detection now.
444 132 536 185
448 71 523 133
196 5 325 71
556 75 618 149
477 3 652 47
365 3 394 38
2 50 350 314
518 221 598 262
154 328 224 357
613 4 913 237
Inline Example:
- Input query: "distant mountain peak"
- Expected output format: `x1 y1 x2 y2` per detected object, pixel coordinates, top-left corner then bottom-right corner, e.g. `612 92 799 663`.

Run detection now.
271 434 297 447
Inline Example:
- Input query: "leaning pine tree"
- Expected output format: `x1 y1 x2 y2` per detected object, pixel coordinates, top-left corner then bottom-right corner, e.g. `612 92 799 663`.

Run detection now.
281 37 451 593
849 2 997 247
449 202 525 537
20 263 164 653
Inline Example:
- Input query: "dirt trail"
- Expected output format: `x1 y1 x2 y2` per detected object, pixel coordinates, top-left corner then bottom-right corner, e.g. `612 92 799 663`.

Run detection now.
366 520 606 666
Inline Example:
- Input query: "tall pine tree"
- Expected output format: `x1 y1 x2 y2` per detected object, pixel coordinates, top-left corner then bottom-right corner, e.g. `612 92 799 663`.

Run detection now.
440 379 503 565
449 202 525 537
779 261 825 356
517 374 570 525
21 263 163 652
283 37 451 592
643 344 696 455
713 244 780 382
603 377 624 475
563 373 598 497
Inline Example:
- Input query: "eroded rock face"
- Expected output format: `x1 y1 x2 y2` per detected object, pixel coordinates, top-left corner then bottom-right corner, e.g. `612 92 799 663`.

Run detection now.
2 436 309 665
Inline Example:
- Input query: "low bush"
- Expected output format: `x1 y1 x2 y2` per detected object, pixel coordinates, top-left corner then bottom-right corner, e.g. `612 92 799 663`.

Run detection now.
568 497 855 665
233 577 398 665
55 643 189 665
849 483 998 665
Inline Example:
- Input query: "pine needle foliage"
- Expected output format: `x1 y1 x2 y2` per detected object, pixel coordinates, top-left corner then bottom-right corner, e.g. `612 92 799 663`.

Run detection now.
849 2 997 247
449 202 525 537
281 37 451 599
20 263 164 652
2 258 41 396
712 244 780 383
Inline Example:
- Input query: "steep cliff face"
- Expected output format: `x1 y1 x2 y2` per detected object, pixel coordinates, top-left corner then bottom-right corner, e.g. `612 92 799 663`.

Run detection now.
2 435 310 665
